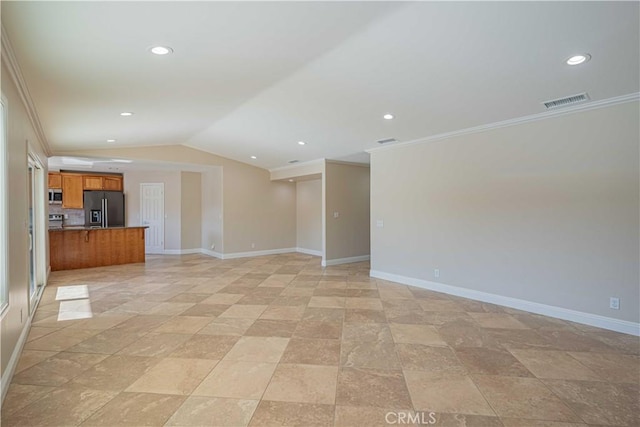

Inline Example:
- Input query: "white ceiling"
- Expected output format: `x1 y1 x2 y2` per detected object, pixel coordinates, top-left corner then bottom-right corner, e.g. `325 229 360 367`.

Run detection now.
3 1 639 170
48 155 217 174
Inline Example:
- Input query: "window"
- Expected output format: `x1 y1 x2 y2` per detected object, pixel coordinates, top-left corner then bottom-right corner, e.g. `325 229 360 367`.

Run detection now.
0 96 7 316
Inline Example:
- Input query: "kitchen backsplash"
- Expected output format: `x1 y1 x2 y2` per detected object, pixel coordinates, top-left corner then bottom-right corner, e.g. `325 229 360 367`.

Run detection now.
49 206 84 226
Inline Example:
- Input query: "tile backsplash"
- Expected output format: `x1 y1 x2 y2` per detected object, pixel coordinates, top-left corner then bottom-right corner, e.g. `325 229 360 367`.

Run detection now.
50 206 84 226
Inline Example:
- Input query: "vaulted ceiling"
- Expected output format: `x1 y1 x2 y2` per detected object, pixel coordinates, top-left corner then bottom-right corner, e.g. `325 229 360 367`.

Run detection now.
3 1 639 169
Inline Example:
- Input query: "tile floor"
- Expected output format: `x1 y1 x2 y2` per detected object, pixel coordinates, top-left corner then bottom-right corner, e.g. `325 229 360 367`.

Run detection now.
1 253 638 426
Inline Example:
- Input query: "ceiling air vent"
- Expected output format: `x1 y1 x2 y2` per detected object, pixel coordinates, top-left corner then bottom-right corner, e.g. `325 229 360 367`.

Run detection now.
377 138 397 145
288 160 299 164
543 92 590 109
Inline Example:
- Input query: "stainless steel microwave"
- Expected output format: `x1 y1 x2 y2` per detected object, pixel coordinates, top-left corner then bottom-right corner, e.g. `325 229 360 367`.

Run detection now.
48 189 62 204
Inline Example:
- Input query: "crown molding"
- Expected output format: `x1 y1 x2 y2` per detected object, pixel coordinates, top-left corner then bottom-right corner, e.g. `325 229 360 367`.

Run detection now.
1 25 51 156
325 159 370 168
366 92 640 154
269 157 370 174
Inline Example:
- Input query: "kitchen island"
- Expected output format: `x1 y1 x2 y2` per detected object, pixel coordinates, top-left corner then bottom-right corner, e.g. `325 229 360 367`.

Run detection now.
49 226 147 271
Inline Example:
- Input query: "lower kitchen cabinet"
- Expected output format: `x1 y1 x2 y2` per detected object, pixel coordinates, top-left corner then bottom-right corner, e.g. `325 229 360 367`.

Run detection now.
49 227 147 271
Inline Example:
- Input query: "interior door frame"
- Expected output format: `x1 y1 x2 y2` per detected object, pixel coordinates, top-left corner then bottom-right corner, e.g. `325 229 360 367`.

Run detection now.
27 146 46 313
140 182 165 254
0 94 8 318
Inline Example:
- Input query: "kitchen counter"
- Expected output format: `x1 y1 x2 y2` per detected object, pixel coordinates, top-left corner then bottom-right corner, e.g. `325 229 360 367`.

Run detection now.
50 226 148 231
49 226 148 271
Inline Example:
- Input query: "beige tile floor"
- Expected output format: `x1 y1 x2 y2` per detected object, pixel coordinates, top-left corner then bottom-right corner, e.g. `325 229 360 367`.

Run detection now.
2 253 639 426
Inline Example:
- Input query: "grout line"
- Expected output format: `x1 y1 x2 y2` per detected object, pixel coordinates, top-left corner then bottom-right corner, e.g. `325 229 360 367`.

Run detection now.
10 253 635 426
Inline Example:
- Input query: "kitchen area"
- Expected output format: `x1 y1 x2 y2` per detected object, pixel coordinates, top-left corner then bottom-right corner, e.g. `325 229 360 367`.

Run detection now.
48 171 147 271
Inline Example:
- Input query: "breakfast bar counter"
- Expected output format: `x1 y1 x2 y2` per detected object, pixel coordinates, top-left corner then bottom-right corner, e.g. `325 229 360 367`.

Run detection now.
49 226 147 271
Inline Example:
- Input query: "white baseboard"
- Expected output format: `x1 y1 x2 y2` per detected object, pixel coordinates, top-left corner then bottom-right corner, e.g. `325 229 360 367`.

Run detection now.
145 249 165 255
162 248 202 255
200 247 297 260
1 315 31 403
1 279 50 403
296 248 323 257
200 249 223 259
0 283 47 404
322 255 370 267
221 247 297 259
201 247 322 260
370 270 640 336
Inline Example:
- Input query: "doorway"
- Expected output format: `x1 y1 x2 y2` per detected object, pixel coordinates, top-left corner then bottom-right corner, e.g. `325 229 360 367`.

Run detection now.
141 183 165 254
27 153 45 312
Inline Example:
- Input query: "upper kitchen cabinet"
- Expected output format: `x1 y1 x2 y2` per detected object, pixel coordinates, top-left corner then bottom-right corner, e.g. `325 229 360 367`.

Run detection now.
83 176 103 190
62 174 83 208
83 175 123 191
104 176 123 191
48 172 62 189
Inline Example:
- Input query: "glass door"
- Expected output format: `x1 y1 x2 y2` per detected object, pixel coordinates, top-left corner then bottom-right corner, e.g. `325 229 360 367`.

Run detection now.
28 162 36 301
0 98 7 316
27 155 45 310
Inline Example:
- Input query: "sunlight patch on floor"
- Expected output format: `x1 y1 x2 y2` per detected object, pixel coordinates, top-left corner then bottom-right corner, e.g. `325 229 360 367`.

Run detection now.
55 285 93 321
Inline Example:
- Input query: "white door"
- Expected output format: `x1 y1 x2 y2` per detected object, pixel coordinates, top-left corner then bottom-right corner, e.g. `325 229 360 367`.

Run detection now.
141 183 164 254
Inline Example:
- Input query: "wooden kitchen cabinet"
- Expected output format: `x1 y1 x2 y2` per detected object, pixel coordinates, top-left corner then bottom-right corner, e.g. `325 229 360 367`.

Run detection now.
55 173 123 208
83 176 104 190
49 227 146 271
103 176 123 191
48 173 62 189
61 174 83 208
82 175 123 191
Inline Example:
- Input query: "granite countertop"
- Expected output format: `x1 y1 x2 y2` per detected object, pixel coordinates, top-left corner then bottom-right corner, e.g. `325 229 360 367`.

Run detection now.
49 226 148 231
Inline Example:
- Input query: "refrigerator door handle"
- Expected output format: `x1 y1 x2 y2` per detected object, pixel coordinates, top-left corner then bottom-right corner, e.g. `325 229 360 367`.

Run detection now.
104 198 108 228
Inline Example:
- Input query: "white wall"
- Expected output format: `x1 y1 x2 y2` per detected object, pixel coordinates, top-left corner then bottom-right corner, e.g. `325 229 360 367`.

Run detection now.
222 161 296 254
296 179 322 253
67 145 297 255
201 168 223 253
181 172 201 250
370 101 640 327
324 162 370 262
1 63 49 386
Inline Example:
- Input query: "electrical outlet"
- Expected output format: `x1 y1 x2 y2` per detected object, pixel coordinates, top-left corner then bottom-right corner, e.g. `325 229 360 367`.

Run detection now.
210 244 215 250
610 297 620 310
251 243 255 249
376 220 384 228
333 211 340 219
434 269 440 278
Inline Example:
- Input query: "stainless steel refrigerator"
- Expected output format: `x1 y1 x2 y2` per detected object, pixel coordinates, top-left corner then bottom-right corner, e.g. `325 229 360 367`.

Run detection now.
84 191 125 228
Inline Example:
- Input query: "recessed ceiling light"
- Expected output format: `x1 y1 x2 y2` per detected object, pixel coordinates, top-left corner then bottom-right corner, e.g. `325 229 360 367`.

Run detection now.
106 139 116 143
566 54 591 65
288 179 294 182
120 112 134 116
298 141 306 145
383 113 394 120
250 155 257 159
111 159 132 163
150 46 173 55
